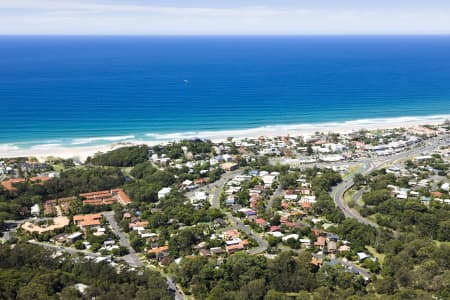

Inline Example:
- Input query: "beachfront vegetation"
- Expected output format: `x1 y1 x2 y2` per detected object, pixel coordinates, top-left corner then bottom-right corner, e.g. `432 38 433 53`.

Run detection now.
151 139 213 160
86 145 150 167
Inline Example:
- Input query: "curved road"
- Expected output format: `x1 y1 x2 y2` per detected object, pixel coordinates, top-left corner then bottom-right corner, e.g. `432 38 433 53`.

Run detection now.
228 214 268 254
332 134 449 228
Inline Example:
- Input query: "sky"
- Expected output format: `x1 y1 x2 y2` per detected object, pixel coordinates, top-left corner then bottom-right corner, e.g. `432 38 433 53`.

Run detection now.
1 0 450 35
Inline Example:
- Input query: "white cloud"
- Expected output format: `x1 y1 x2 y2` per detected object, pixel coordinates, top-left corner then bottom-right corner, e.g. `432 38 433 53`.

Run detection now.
0 1 286 17
0 0 449 34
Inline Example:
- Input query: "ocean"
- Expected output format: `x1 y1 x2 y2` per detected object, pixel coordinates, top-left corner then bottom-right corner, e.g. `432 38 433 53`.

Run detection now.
1 36 450 151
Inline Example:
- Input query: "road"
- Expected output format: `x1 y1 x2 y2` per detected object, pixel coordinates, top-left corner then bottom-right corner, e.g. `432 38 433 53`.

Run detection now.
163 274 185 300
313 253 371 279
103 212 186 299
337 258 371 279
28 239 102 257
2 217 53 242
266 184 283 213
103 211 143 267
331 134 450 228
351 188 365 207
186 168 269 255
27 212 185 299
228 214 268 254
186 168 242 208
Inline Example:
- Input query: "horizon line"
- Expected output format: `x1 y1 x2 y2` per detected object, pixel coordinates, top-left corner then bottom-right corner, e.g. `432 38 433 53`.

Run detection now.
1 33 450 37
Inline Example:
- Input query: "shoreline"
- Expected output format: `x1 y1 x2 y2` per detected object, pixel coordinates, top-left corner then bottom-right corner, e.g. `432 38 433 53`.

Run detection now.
1 114 449 162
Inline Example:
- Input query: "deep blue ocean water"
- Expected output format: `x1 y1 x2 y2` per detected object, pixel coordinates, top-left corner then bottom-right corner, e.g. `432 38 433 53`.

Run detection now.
1 36 450 148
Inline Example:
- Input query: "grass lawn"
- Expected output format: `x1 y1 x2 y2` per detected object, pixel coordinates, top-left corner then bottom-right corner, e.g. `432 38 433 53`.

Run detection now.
120 167 134 176
343 165 361 179
366 246 385 264
344 189 356 204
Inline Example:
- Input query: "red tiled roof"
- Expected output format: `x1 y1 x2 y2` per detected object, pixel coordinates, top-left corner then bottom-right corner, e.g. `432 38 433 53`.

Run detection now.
314 236 326 247
112 188 131 205
129 221 149 229
302 202 312 209
73 213 102 228
194 178 210 185
431 191 443 197
285 222 301 228
80 189 131 206
1 178 26 190
270 226 281 232
224 229 240 239
280 216 289 223
30 176 52 183
148 246 169 254
255 218 267 225
226 244 244 252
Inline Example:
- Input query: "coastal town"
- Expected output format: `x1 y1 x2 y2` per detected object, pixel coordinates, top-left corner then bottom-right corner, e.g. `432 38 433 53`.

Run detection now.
1 123 449 300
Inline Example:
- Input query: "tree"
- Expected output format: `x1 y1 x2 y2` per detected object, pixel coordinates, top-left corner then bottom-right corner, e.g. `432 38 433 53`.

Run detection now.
206 287 232 300
74 240 85 250
353 173 366 188
237 279 266 300
306 144 314 156
16 282 50 300
268 252 316 292
169 228 198 257
264 290 292 300
90 243 101 252
60 287 82 300
87 145 149 167
112 246 129 256
374 277 398 294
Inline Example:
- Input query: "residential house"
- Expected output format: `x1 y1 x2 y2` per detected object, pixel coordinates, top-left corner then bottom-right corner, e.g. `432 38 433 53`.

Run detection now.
30 204 40 217
158 187 172 200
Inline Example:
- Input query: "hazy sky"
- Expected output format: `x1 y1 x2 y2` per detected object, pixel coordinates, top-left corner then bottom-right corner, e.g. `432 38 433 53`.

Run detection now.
1 0 450 35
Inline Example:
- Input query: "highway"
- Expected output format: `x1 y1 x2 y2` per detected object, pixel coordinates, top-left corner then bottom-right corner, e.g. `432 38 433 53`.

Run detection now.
331 134 450 228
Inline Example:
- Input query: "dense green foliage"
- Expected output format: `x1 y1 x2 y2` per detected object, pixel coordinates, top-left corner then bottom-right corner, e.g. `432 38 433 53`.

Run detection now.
86 145 150 167
0 167 126 225
125 161 175 203
359 171 450 242
0 243 172 300
379 237 450 299
151 140 213 160
308 168 345 223
174 251 369 300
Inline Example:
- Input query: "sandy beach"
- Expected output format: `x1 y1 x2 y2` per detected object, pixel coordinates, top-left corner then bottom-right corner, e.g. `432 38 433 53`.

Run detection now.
1 114 449 162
